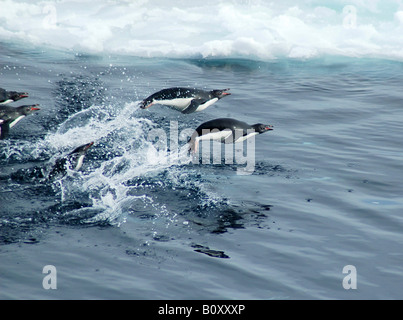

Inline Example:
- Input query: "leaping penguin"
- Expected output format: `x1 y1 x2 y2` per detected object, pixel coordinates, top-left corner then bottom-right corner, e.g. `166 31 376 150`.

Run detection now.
0 88 29 105
139 87 231 114
48 142 94 179
188 118 273 153
0 104 40 139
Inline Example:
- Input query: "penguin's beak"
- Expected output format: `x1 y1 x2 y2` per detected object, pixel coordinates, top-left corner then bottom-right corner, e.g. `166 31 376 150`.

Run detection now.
31 104 40 111
265 125 273 131
84 141 94 151
142 102 154 109
20 93 29 98
222 88 231 96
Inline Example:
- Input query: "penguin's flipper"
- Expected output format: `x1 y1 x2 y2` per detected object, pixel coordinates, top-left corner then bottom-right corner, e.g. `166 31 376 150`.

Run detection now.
0 120 10 140
181 98 206 114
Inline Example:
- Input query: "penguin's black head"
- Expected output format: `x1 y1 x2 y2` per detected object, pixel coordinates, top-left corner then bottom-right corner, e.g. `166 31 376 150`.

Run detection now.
139 98 153 109
211 88 231 99
70 141 94 155
8 91 28 102
17 104 40 115
252 123 273 134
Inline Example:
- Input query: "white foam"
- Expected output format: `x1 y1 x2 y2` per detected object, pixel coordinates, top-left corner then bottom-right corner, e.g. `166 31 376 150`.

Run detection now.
1 0 403 61
37 101 197 225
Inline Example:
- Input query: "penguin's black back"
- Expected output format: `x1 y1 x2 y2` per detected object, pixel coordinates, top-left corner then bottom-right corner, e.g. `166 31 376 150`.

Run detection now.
195 118 251 136
148 87 210 100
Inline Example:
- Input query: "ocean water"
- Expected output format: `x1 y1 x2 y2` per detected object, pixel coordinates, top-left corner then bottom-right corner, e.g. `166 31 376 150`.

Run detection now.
1 0 403 300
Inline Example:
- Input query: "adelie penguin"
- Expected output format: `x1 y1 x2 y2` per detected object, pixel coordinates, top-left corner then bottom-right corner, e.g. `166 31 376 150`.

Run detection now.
4 142 95 182
0 87 29 105
48 142 94 179
188 118 273 153
139 87 231 114
0 104 40 139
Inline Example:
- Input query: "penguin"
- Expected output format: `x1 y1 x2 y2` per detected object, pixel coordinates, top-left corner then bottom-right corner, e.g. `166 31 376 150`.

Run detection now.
0 104 40 139
139 87 231 114
48 142 94 179
4 142 95 182
0 88 29 105
188 118 273 153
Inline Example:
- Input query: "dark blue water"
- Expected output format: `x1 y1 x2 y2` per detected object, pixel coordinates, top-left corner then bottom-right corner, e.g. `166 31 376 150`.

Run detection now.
1 43 403 299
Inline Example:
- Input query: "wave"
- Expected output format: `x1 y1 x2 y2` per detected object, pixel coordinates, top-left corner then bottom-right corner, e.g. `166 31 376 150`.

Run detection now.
1 0 403 61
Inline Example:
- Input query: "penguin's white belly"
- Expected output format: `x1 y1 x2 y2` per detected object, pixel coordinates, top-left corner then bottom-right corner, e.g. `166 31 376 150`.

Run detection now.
233 132 259 143
197 129 232 142
9 115 25 128
195 98 218 112
0 99 13 105
155 98 193 111
74 155 85 171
